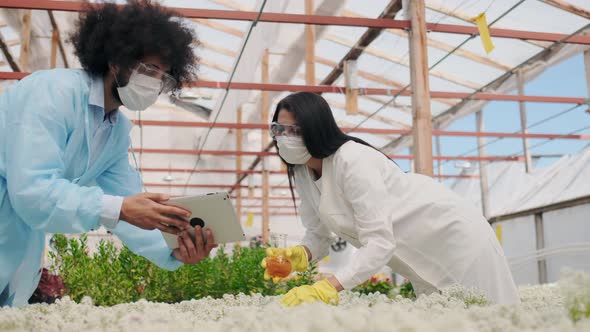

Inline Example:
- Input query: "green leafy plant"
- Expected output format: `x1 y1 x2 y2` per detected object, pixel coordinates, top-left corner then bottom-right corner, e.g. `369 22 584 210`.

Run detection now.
267 259 319 295
443 286 489 307
49 235 318 306
560 271 590 323
353 273 394 295
398 281 415 299
568 298 590 323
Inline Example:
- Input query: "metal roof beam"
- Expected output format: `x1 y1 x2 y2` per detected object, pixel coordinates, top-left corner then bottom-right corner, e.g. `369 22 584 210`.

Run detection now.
425 0 551 48
341 9 512 71
0 33 20 71
320 0 403 85
4 1 590 45
324 33 481 89
540 0 590 20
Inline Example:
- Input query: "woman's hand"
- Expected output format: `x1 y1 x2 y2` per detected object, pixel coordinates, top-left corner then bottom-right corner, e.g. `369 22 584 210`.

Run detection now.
281 279 340 306
172 227 218 264
261 245 310 283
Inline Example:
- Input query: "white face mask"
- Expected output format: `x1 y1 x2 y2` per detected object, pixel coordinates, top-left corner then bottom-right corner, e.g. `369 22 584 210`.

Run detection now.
275 136 311 165
116 71 162 111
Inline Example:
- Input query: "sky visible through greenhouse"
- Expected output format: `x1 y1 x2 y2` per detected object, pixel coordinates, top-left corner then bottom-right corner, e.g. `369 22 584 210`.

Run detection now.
400 53 590 177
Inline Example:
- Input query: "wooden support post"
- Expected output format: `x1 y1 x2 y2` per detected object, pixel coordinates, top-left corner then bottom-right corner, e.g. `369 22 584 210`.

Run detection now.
434 126 442 181
534 213 548 284
19 10 32 72
282 0 314 174
236 106 243 224
344 60 358 115
261 49 270 244
411 148 415 172
50 29 58 69
584 50 590 113
305 0 315 85
517 70 533 173
47 11 69 68
409 0 433 176
476 110 490 219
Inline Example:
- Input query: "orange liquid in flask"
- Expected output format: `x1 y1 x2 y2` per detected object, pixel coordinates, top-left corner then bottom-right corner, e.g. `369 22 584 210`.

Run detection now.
266 256 292 278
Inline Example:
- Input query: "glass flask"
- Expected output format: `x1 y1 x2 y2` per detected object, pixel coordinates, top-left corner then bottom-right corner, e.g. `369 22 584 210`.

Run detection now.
266 233 292 278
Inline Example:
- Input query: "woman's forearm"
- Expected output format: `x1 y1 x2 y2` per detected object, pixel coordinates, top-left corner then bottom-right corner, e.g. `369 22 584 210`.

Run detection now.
302 245 312 261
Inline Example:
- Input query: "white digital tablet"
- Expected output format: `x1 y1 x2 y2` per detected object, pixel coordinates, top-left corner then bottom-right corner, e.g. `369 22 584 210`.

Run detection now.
160 192 245 249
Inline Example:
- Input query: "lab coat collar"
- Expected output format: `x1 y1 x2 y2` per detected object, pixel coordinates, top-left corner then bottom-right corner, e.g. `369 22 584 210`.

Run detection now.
89 74 118 124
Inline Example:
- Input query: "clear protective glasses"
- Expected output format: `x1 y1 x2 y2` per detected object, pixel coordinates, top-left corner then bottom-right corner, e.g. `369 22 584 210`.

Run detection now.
134 62 177 94
269 122 302 138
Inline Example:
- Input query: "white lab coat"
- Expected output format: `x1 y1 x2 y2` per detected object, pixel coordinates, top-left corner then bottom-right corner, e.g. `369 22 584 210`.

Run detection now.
295 141 520 304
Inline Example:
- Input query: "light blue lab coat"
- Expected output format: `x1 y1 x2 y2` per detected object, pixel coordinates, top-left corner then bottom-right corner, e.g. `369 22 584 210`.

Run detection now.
0 69 182 307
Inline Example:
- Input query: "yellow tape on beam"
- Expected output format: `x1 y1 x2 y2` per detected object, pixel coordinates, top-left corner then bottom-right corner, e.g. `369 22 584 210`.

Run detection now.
246 212 254 228
495 224 503 244
471 13 495 54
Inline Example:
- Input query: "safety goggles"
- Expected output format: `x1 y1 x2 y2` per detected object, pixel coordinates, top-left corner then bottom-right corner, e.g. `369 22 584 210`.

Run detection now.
134 62 177 94
269 122 302 138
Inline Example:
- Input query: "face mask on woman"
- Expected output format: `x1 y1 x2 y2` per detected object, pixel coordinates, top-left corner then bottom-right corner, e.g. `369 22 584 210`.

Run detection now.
275 136 311 165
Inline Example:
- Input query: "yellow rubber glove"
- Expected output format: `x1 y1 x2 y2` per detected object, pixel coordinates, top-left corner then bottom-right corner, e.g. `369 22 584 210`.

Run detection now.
281 279 339 307
261 246 308 283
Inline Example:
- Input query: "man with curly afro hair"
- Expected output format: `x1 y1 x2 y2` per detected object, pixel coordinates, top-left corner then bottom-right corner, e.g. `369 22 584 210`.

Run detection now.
0 1 217 307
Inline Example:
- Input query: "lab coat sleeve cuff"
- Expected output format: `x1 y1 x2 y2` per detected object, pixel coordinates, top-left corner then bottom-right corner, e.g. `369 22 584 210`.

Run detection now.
301 238 329 261
334 270 362 290
163 250 184 270
99 195 124 229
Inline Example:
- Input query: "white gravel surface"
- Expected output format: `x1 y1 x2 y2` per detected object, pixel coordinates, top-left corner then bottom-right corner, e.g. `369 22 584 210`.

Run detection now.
1 272 589 332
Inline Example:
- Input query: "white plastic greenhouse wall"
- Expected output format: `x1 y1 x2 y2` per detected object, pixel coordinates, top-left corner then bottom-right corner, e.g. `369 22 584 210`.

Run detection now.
544 205 590 281
451 146 590 285
494 204 590 285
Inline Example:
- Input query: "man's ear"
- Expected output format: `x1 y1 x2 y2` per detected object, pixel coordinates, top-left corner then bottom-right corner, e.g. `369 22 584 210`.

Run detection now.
108 63 120 76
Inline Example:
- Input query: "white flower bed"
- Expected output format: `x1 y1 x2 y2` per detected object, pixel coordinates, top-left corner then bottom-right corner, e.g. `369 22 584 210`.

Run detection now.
1 272 589 332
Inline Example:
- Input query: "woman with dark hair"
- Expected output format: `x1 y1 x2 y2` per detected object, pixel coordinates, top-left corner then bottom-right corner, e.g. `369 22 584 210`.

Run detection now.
0 1 216 307
261 92 519 306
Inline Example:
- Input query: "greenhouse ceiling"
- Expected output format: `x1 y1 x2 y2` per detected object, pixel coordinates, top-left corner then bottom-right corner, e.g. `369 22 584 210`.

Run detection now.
0 0 589 217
